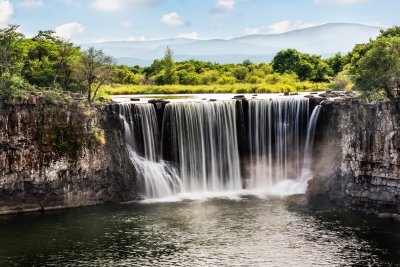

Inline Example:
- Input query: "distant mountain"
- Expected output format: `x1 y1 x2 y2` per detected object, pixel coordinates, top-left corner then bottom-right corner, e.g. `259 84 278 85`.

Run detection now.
82 23 382 66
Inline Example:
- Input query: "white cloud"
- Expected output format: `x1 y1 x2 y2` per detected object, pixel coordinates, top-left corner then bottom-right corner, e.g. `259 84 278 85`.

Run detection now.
55 22 85 41
90 0 157 12
121 21 133 28
243 21 318 35
0 0 14 25
161 12 186 26
126 35 146 41
18 0 44 8
177 32 198 39
313 0 370 5
210 0 235 15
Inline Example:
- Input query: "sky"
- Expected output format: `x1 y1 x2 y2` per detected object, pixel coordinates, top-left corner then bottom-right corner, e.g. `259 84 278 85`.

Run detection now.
0 0 398 43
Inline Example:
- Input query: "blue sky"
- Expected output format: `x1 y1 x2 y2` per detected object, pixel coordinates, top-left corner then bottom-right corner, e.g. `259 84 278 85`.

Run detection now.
0 0 398 43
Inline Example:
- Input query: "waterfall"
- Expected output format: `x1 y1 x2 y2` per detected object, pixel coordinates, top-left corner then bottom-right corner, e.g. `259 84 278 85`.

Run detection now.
301 105 321 181
247 98 310 189
163 101 242 193
116 97 322 200
118 104 182 199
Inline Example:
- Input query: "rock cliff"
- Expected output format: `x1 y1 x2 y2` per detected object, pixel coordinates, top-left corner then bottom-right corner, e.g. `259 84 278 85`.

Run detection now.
309 98 400 214
0 99 137 214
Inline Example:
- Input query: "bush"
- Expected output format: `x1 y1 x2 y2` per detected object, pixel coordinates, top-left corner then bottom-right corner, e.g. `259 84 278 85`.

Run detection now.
0 74 32 104
328 70 353 91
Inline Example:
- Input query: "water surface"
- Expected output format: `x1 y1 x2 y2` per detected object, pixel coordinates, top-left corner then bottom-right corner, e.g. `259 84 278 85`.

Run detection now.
0 195 399 267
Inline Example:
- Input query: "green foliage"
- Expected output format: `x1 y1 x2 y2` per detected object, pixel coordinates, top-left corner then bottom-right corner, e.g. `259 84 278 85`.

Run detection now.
271 49 331 81
162 47 178 85
113 65 143 84
0 25 25 76
232 66 248 82
378 26 400 39
328 69 353 91
326 53 348 75
78 47 115 103
0 74 32 104
352 36 400 101
42 89 67 105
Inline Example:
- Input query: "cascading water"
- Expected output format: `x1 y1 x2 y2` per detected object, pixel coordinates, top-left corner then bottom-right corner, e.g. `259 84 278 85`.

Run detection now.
118 104 181 199
301 105 322 181
163 101 242 193
247 98 310 189
117 97 321 200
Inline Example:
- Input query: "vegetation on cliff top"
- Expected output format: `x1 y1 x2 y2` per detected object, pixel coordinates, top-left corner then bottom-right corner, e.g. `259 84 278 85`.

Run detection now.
0 24 399 102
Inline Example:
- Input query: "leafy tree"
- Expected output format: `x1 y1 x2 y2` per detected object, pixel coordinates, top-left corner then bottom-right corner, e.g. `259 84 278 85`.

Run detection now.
232 66 248 82
55 40 81 91
241 59 254 67
0 25 25 76
352 37 400 103
78 47 115 103
326 53 347 75
23 32 59 87
177 70 199 85
272 49 332 81
378 26 400 39
162 47 178 84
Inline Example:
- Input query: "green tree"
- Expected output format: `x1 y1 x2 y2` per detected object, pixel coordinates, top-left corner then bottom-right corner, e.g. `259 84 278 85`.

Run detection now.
0 25 25 76
232 66 248 82
326 53 347 75
353 37 400 103
378 26 400 39
78 47 115 103
163 47 178 85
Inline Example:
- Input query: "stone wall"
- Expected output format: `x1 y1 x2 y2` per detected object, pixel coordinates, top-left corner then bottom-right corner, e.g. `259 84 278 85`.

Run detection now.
0 100 137 214
309 98 400 214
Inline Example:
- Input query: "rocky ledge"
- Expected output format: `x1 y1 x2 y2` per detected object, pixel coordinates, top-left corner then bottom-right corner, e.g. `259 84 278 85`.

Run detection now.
309 96 400 218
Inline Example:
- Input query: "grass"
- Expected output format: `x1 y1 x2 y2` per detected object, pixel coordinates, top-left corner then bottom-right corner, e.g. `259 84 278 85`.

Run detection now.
104 82 329 96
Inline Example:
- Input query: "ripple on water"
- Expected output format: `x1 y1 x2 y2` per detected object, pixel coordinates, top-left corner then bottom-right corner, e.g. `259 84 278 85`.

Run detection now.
0 195 399 267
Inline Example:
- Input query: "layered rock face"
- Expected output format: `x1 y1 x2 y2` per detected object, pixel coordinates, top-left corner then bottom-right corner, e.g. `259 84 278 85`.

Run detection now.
0 101 137 214
310 99 400 214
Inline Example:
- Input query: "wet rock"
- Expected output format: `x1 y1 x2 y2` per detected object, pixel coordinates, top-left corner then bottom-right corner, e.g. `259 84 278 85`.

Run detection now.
233 95 246 100
283 92 290 96
377 213 393 219
393 214 400 222
209 99 217 102
130 98 140 102
148 99 170 110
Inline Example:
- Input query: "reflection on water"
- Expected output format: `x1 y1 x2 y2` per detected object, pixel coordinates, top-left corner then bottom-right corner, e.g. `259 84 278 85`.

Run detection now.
0 196 399 267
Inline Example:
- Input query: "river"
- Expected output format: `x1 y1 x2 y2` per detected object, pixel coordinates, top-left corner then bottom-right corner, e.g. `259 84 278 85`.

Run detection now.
1 195 399 267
